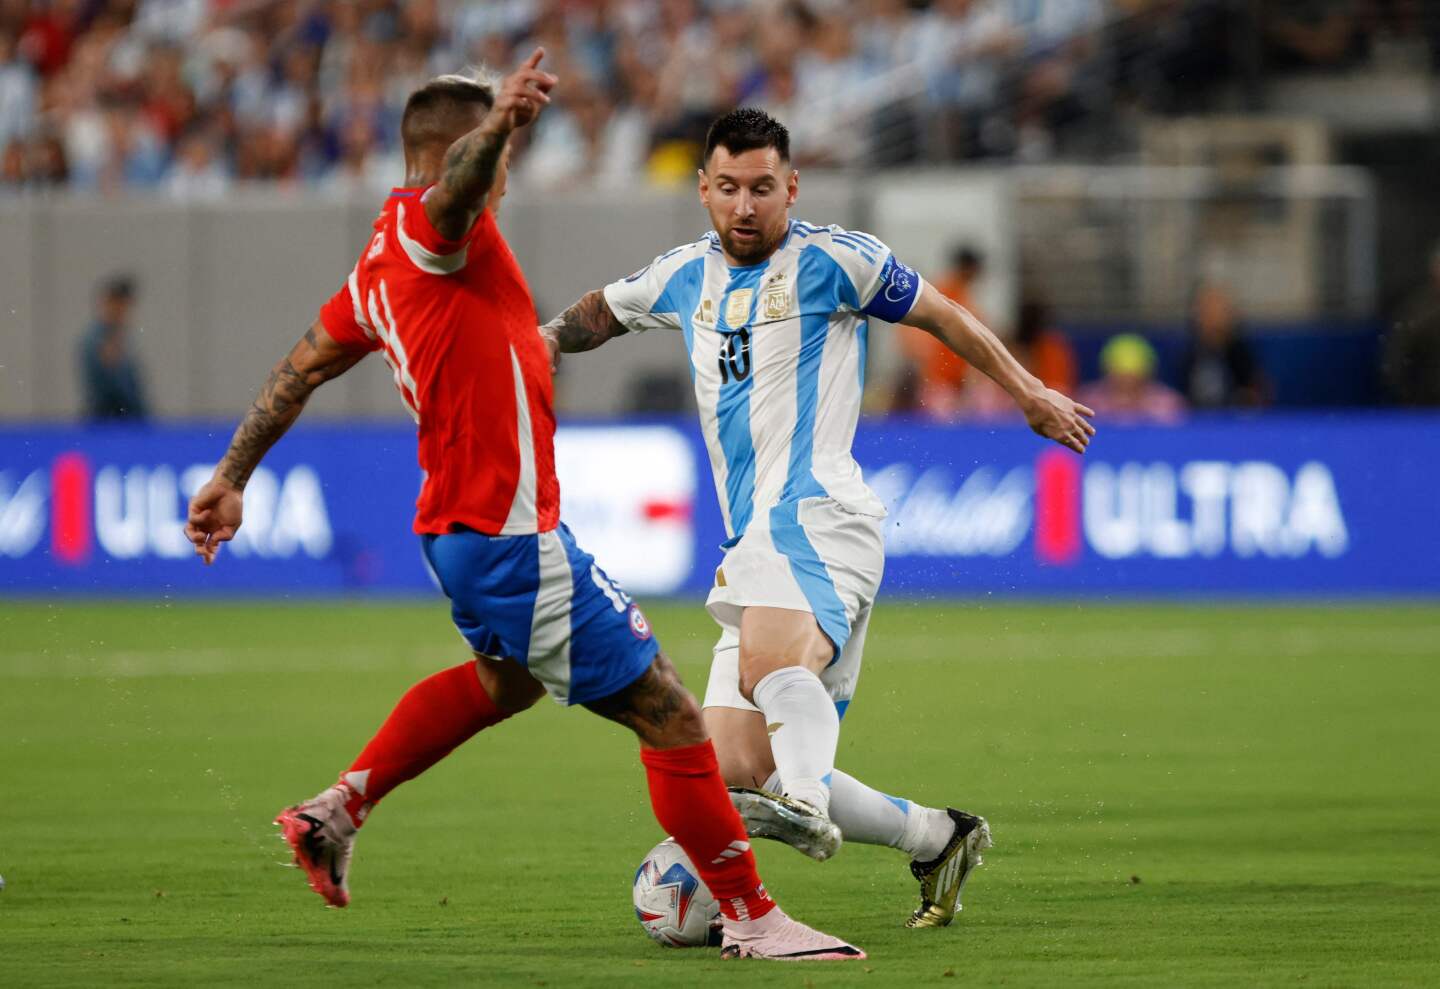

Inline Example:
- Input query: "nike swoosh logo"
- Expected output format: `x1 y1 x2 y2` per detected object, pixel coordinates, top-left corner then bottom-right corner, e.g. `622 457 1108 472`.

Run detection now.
767 722 783 737
778 946 864 958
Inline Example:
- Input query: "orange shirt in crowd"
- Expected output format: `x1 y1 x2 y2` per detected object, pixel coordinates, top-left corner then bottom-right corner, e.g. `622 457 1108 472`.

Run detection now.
898 273 975 409
1027 331 1078 393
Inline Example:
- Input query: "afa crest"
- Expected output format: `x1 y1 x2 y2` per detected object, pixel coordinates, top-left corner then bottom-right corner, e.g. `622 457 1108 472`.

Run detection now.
761 285 790 320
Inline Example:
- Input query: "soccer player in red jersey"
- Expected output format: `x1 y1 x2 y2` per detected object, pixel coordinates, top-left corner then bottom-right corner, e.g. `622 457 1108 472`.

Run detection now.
183 51 862 962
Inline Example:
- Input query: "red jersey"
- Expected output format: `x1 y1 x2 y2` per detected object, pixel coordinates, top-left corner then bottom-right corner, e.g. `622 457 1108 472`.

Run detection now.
319 187 560 536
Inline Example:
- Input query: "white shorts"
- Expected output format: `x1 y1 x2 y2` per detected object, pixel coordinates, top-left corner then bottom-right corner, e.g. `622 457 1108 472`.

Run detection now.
702 497 884 717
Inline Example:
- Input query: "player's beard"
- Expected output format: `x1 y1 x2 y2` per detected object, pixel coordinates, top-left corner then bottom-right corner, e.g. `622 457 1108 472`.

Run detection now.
721 223 782 265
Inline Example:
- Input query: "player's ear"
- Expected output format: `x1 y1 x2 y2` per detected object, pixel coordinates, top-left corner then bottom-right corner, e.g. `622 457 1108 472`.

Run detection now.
697 168 709 207
786 169 798 207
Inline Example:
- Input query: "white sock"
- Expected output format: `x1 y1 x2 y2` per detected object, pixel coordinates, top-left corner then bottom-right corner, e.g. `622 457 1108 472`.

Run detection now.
767 768 955 861
751 667 839 816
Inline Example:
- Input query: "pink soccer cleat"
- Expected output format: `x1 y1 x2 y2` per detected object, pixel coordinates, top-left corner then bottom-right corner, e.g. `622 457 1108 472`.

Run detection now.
720 905 866 961
274 785 358 908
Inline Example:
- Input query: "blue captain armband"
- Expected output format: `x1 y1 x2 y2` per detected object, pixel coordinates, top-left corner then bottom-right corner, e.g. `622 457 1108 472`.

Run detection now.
861 254 921 322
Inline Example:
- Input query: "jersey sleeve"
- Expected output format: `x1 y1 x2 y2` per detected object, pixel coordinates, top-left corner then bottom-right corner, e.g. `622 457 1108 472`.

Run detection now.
393 188 485 276
601 242 703 333
318 273 381 352
824 227 922 323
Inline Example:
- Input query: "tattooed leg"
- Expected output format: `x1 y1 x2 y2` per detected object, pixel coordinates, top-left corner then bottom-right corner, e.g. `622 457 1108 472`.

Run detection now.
584 651 707 750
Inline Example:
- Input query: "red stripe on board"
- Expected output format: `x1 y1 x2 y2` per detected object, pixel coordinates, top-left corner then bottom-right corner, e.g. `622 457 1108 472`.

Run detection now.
642 500 692 522
51 452 92 565
1034 449 1081 566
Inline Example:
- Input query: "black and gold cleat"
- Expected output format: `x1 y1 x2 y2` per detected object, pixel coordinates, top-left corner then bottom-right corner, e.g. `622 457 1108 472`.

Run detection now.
906 809 992 929
728 786 843 862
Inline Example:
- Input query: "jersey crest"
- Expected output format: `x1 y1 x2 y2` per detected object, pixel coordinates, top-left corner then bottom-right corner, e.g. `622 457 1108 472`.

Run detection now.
761 282 791 320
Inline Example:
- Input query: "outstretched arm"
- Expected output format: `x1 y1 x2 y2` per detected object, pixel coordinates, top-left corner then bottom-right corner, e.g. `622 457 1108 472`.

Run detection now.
539 289 630 369
185 321 364 563
423 48 557 242
901 282 1096 454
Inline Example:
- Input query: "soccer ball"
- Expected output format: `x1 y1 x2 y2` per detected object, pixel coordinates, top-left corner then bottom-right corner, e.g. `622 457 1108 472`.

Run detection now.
632 838 721 948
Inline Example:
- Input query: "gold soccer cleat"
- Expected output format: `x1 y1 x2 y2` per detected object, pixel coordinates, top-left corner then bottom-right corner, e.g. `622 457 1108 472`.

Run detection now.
906 809 992 928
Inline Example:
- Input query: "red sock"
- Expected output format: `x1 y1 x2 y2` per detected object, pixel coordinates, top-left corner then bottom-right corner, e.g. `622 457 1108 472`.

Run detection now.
640 741 776 922
338 660 513 825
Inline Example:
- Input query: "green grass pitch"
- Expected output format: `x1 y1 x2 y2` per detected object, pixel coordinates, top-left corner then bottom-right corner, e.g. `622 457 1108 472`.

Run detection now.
2 600 1438 987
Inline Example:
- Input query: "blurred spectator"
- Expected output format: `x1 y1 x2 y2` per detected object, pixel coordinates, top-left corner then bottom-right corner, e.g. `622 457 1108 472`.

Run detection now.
895 245 985 417
17 0 80 79
164 123 228 200
1265 0 1362 69
3 125 71 189
519 73 649 191
654 0 748 143
1076 333 1186 423
139 43 197 144
65 92 168 191
79 273 149 422
954 298 1079 419
1108 0 1235 115
789 11 875 165
0 29 37 150
1 134 23 181
737 5 806 143
133 0 209 45
1014 299 1078 392
1179 281 1268 409
1009 0 1106 160
1383 241 1440 406
913 0 1019 159
314 109 393 195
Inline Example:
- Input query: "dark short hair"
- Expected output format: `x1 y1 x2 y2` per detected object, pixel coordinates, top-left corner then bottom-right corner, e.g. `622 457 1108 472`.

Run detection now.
951 245 984 272
704 107 790 165
101 273 136 300
401 74 495 152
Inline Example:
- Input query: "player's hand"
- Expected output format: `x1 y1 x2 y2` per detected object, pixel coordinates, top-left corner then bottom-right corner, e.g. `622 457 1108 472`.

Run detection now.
1022 387 1096 454
185 477 244 565
493 48 557 132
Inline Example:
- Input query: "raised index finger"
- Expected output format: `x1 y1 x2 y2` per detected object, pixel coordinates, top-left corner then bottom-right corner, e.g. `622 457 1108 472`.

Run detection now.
521 46 545 70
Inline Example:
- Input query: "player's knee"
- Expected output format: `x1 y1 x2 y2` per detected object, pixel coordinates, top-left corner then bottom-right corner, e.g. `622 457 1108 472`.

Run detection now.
472 656 545 713
737 654 801 704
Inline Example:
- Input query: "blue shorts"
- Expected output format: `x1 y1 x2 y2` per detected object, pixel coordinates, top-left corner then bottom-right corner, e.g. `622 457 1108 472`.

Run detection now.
421 524 659 706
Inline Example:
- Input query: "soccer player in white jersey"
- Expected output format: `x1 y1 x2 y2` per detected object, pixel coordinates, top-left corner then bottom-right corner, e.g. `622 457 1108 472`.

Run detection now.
542 109 1095 928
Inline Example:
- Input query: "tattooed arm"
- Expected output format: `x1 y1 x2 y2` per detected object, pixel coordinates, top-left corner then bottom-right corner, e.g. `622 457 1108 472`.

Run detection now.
539 289 630 368
423 48 556 242
184 321 364 564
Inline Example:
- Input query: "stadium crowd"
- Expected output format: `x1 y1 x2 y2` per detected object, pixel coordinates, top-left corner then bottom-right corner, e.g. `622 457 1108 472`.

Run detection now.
1 0 1436 196
5 0 1436 414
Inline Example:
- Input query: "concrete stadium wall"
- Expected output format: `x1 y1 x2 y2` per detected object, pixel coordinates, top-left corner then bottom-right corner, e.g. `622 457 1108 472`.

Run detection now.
0 165 1374 421
0 180 865 422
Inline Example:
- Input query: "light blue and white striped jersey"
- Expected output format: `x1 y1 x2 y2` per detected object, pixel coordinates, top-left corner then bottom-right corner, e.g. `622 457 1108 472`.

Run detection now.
604 220 922 545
